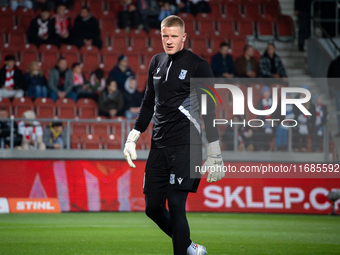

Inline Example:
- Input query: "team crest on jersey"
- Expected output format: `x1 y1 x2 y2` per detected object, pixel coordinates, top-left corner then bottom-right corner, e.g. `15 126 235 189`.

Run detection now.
170 174 175 185
179 69 187 80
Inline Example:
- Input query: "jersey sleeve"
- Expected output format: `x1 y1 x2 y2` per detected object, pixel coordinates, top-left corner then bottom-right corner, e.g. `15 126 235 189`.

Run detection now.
133 55 156 133
193 60 220 144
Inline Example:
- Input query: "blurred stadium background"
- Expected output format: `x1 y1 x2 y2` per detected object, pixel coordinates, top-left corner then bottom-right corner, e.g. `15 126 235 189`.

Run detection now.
0 0 340 254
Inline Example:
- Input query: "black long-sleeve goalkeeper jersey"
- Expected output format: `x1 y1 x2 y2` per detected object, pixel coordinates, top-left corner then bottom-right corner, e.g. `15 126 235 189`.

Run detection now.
134 48 219 149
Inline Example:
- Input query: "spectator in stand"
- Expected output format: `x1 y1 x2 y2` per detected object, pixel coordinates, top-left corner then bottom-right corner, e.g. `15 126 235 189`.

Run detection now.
235 45 258 78
10 0 33 11
72 62 91 99
327 55 340 136
0 55 25 98
118 0 141 31
274 93 296 151
256 86 273 151
51 3 72 46
25 61 48 98
188 0 210 16
88 68 106 101
222 115 254 151
211 42 235 78
109 55 134 92
294 0 313 51
310 94 328 152
28 7 58 48
33 0 55 11
55 0 74 9
158 2 174 21
0 107 22 149
48 57 76 101
259 42 287 79
98 78 124 118
43 121 67 149
18 110 45 150
122 76 143 119
137 0 160 32
293 86 313 152
72 6 102 49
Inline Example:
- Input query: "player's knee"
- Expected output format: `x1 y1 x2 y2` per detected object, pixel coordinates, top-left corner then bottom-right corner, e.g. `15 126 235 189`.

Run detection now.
145 203 161 220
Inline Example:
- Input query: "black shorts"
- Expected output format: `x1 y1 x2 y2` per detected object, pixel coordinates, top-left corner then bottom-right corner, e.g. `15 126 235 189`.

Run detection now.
143 144 202 193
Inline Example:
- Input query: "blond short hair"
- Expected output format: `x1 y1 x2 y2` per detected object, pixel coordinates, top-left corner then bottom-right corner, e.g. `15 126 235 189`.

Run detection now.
161 15 185 33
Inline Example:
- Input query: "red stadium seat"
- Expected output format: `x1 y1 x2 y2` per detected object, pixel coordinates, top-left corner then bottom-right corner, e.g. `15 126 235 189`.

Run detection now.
62 52 80 68
216 21 234 35
17 15 33 30
55 98 77 119
0 7 14 15
82 134 102 149
125 53 140 69
111 36 128 52
71 122 89 135
0 15 14 31
77 98 98 118
237 19 255 39
242 3 261 21
91 122 110 135
73 1 84 13
210 3 222 15
276 15 295 42
80 45 100 54
102 53 116 72
23 43 38 52
230 39 246 57
6 26 25 34
39 44 59 53
82 53 101 73
0 33 5 45
12 97 34 117
130 37 148 52
263 4 281 20
7 32 26 48
148 36 164 54
0 97 12 115
177 12 195 22
34 97 55 118
256 20 275 41
100 18 116 37
190 38 208 54
130 29 147 38
59 44 79 54
19 51 39 71
88 0 105 18
136 72 148 93
224 3 241 20
14 7 34 18
103 134 121 149
40 52 60 70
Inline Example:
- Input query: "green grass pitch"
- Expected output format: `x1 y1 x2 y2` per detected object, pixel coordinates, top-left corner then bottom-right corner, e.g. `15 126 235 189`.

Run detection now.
0 212 339 255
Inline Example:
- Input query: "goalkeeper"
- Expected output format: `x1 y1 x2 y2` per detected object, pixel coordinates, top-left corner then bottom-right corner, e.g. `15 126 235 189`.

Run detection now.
123 15 224 255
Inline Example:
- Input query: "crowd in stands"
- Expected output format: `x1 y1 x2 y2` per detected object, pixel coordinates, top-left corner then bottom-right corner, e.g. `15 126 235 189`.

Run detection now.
0 0 329 152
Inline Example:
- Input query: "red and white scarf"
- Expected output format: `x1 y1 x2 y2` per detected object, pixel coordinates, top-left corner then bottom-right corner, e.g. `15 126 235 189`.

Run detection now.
5 66 14 88
315 104 323 126
73 73 84 86
54 15 69 35
25 126 36 141
37 18 49 37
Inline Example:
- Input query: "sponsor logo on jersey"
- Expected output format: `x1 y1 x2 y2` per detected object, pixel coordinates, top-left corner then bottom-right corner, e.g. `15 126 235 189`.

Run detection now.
179 69 187 80
170 174 175 184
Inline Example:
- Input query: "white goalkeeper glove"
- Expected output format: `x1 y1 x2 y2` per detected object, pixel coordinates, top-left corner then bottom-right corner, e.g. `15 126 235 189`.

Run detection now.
123 129 141 168
202 140 225 183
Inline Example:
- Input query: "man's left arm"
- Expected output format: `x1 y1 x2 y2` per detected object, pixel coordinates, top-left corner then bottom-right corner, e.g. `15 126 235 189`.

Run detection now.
193 61 225 182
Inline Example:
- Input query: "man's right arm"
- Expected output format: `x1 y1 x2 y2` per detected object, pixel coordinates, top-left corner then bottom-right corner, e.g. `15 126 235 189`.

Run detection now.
133 56 156 133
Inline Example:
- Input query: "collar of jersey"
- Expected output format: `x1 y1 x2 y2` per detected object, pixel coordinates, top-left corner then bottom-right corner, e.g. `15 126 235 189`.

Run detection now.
168 47 187 61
